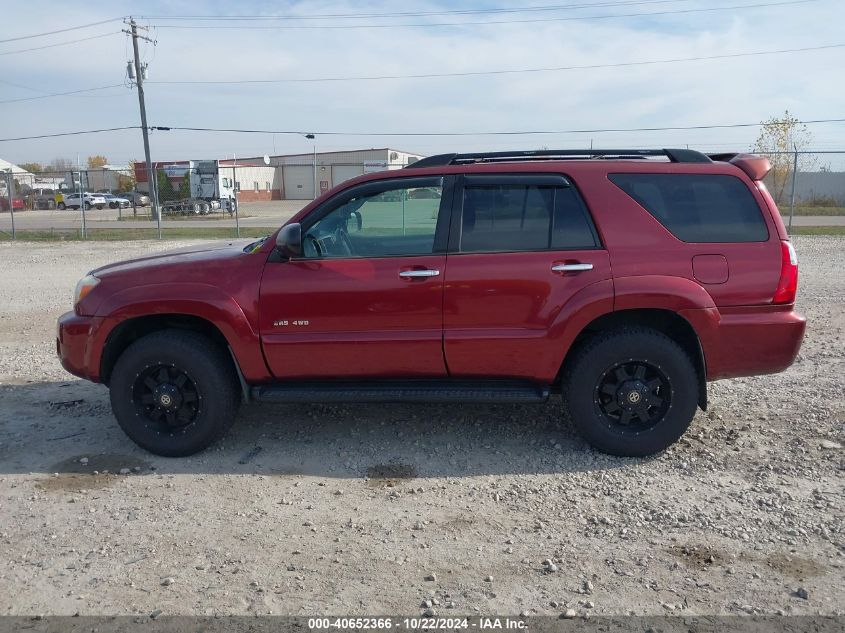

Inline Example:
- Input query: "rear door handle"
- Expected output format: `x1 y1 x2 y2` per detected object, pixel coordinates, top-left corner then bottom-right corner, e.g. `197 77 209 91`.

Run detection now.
399 269 440 278
551 263 594 272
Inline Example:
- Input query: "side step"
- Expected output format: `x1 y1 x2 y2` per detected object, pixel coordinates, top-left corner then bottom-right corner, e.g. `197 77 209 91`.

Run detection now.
251 379 550 404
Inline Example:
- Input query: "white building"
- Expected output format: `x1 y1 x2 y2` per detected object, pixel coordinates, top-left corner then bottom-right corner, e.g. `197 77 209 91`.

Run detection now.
236 148 424 200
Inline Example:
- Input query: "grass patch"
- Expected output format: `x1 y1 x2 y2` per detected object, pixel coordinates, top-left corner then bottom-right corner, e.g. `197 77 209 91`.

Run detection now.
115 213 253 222
789 226 845 236
0 227 270 241
786 206 845 216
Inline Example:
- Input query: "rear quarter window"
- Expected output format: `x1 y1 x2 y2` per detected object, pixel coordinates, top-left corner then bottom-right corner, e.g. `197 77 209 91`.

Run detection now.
608 173 768 243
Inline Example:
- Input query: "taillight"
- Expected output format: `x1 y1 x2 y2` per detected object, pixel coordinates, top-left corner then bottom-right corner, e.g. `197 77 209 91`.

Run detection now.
773 240 798 304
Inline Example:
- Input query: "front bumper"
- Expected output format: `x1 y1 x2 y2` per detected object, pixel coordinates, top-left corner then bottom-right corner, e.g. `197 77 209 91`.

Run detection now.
56 311 99 381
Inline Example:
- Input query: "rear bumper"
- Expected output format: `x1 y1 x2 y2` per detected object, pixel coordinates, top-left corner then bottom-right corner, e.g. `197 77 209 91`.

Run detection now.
681 306 806 380
56 311 101 381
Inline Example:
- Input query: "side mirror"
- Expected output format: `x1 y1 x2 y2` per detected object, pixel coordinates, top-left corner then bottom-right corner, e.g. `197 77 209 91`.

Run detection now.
275 222 302 258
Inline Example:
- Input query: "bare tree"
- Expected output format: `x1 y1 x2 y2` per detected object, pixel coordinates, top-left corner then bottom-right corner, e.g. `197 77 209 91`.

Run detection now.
753 110 815 204
46 157 75 172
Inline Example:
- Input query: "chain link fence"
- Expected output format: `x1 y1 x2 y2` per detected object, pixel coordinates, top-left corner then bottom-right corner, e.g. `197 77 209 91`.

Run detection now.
1 155 843 240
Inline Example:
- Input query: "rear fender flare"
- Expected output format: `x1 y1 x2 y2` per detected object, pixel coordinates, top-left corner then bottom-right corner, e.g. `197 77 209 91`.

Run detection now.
543 279 614 381
613 275 716 312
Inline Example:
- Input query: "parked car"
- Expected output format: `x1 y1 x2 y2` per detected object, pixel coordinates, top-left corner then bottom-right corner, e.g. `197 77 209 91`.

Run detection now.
58 192 106 210
102 193 131 209
57 148 805 458
0 196 25 211
128 191 150 207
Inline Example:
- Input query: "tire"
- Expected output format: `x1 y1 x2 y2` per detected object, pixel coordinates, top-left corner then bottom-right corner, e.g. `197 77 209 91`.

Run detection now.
562 327 699 457
109 330 240 457
57 202 66 210
109 202 117 209
96 205 104 210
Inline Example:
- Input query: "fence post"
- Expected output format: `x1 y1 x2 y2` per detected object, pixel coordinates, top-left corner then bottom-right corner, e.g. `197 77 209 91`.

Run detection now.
5 169 15 240
77 160 87 240
788 145 798 233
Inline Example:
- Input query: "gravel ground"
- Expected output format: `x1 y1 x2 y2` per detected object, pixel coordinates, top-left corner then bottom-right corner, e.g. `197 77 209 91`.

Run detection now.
0 237 842 618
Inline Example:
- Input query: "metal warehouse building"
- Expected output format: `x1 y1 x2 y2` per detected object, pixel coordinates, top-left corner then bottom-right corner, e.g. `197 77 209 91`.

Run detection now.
134 148 423 201
236 148 424 200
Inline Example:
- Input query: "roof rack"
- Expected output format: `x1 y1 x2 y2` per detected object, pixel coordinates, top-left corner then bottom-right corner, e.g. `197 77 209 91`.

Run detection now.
408 148 712 168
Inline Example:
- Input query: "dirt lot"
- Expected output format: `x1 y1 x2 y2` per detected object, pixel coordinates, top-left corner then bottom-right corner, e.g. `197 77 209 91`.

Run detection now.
0 237 842 618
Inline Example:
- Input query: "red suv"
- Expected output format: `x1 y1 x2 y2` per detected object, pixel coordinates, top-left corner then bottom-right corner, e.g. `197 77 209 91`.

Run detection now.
57 149 805 457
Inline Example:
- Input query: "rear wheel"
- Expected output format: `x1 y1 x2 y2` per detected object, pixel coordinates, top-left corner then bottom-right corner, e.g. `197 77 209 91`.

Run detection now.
562 328 699 457
109 330 240 457
57 202 66 210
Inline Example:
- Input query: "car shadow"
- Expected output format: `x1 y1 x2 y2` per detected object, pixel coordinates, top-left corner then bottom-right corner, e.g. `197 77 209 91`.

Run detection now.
0 380 654 480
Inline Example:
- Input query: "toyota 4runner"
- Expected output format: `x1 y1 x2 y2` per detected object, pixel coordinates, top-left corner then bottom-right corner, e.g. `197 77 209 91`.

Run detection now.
57 148 806 457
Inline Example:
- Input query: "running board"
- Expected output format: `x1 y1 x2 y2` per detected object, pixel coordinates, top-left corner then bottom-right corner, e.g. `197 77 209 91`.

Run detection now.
251 380 550 404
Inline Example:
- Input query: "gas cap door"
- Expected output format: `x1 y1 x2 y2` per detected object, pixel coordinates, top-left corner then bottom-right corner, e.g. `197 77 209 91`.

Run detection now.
692 254 729 284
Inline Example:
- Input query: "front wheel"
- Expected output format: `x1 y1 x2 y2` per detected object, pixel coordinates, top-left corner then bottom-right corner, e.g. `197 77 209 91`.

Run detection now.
109 330 240 457
57 202 66 210
562 328 699 457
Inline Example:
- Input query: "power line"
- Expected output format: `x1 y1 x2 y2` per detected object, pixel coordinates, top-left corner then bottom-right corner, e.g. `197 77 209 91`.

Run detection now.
0 84 126 104
0 32 121 56
149 118 845 137
0 126 138 142
139 1 693 21
148 0 816 30
2 118 841 144
147 42 845 86
0 18 123 44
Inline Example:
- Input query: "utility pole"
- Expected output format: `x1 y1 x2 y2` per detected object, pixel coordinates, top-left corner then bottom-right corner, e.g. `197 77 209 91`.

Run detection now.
124 17 160 238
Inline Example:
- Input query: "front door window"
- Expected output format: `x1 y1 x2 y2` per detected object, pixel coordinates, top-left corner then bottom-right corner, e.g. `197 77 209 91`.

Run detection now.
303 178 444 258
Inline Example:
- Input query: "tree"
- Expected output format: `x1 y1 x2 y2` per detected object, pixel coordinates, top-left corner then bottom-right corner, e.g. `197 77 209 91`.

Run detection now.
87 155 108 169
179 173 191 199
19 162 43 173
156 169 176 202
116 172 136 193
46 157 74 172
113 158 138 193
753 110 816 204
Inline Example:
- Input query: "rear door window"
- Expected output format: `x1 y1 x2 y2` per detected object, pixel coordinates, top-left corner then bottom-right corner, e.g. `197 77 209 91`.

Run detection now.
608 173 768 243
459 177 599 253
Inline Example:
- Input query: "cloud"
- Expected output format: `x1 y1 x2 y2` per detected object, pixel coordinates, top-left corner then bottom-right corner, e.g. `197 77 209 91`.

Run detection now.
1 0 844 164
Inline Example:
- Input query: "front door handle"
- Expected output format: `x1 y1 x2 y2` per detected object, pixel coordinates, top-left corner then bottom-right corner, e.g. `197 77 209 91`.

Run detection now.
552 263 594 273
399 269 440 278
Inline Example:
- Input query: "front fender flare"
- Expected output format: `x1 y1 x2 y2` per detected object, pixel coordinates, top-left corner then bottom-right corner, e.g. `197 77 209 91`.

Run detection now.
88 282 270 382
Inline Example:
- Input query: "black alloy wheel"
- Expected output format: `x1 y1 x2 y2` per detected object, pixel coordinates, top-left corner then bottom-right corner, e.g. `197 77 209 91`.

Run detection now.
594 360 671 432
133 364 201 431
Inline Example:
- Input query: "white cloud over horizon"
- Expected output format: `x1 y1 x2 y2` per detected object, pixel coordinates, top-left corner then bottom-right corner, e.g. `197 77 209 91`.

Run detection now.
1 0 844 167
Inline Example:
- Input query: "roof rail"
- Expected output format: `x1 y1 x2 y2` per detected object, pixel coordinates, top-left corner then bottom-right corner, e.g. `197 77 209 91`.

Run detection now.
408 148 712 168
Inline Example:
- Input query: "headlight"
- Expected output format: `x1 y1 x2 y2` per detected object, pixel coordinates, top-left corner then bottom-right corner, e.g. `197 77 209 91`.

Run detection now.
74 274 100 307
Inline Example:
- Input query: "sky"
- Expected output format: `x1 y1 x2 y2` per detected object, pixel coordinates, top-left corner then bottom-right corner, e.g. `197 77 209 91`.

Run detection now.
1 0 844 168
